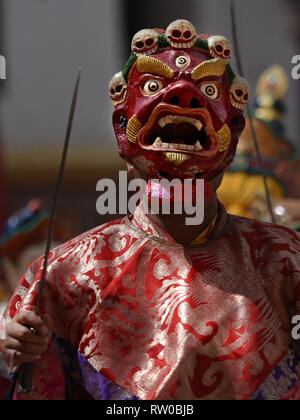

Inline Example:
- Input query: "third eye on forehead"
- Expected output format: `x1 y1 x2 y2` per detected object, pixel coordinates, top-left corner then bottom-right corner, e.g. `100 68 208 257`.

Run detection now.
175 55 191 70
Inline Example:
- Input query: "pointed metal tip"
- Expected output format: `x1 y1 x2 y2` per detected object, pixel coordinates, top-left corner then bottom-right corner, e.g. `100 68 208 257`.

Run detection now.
75 68 82 84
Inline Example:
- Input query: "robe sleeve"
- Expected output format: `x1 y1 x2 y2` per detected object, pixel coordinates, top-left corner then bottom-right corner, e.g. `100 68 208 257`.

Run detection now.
0 240 95 400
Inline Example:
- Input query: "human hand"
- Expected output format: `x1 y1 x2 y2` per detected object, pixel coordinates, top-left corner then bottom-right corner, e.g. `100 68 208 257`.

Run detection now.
1 310 52 373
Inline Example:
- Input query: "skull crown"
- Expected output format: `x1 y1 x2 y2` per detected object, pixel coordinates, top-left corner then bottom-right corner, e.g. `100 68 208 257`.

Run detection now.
109 19 249 113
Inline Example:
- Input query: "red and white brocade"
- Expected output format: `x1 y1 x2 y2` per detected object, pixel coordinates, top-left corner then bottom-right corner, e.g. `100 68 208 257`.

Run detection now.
1 203 300 400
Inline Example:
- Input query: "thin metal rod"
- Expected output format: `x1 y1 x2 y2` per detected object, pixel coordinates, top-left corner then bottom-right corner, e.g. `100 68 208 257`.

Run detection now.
9 69 83 397
230 1 276 224
35 68 82 315
8 68 82 397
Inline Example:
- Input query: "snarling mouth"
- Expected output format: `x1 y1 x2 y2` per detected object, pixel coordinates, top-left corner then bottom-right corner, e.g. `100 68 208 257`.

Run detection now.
149 116 208 151
138 105 219 156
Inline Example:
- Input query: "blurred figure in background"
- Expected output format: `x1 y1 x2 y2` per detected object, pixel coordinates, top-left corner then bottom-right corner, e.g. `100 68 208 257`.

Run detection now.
0 198 70 398
219 65 300 226
0 199 70 316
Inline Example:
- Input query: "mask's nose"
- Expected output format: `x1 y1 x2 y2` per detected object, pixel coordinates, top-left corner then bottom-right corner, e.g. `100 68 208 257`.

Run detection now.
162 81 206 108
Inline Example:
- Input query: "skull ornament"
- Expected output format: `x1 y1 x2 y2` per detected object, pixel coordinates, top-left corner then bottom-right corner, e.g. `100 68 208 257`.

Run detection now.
165 20 197 49
131 29 159 56
230 76 250 111
109 72 127 106
208 36 232 63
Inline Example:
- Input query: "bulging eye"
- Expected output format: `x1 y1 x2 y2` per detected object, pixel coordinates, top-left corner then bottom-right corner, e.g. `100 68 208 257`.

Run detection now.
200 82 220 100
143 79 164 95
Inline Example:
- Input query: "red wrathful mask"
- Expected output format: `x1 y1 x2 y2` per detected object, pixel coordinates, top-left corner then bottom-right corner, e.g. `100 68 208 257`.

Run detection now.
109 20 249 183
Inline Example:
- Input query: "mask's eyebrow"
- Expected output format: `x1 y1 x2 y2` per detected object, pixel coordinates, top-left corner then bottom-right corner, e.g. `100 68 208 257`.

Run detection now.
191 58 226 81
137 56 174 79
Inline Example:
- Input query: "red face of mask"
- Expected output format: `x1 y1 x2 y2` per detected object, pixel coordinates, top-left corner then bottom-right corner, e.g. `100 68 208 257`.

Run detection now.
110 20 248 182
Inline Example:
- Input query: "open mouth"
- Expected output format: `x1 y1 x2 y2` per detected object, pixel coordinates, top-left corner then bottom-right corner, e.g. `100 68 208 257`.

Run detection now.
138 105 218 156
149 116 209 152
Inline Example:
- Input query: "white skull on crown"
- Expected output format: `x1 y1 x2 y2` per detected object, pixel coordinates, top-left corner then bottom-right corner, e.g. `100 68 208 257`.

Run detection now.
230 76 250 111
131 29 159 56
208 36 232 63
165 19 197 49
109 72 127 106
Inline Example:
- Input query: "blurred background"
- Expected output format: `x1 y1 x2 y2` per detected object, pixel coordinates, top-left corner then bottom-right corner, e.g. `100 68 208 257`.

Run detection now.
0 0 300 235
